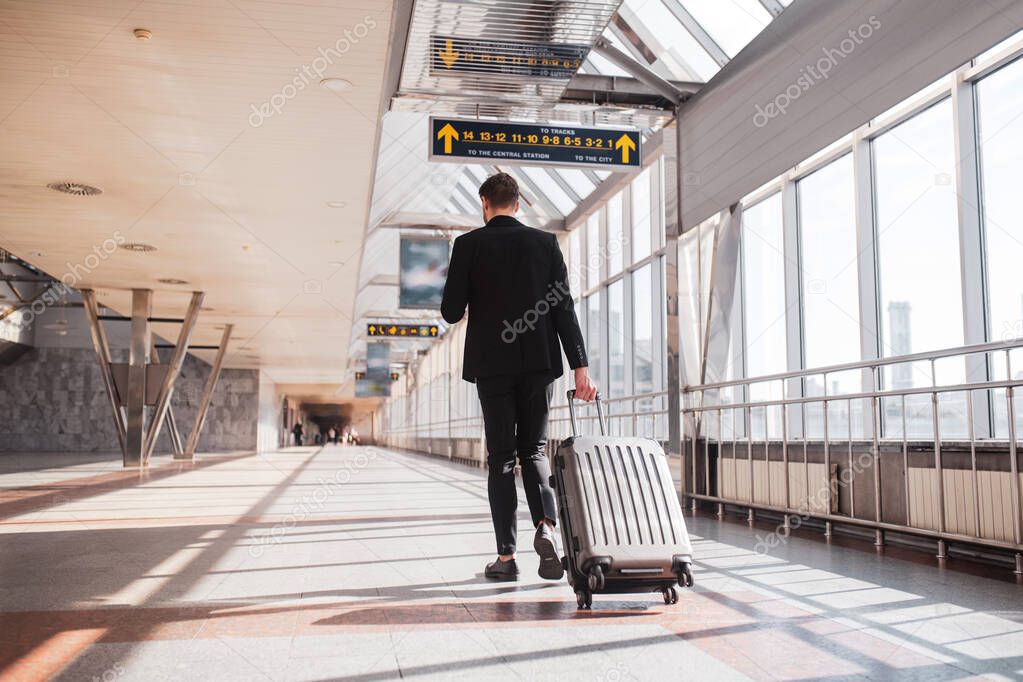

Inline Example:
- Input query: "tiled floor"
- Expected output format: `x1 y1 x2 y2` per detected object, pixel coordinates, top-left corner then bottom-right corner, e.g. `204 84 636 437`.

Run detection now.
1 446 1021 681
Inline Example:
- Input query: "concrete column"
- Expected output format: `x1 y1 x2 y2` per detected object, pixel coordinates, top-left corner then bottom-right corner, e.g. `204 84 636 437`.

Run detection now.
125 289 152 467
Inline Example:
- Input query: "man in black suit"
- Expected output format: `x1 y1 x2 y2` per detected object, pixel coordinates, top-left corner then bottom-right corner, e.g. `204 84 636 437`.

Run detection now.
441 172 596 581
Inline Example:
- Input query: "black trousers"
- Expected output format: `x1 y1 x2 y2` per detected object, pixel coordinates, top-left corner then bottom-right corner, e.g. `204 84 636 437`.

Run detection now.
476 372 558 555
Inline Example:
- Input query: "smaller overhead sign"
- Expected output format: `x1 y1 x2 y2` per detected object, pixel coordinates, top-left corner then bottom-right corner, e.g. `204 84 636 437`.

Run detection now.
430 35 588 79
367 323 440 339
430 118 641 170
355 371 400 381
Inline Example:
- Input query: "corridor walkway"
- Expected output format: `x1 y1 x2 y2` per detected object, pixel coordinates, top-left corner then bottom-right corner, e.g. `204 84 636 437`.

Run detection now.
1 446 1021 681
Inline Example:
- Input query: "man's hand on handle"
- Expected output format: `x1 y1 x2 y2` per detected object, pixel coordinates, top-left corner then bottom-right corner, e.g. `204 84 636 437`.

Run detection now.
573 367 597 402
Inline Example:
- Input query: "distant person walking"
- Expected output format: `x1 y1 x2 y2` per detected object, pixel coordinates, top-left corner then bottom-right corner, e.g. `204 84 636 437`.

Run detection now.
441 172 596 582
292 422 303 446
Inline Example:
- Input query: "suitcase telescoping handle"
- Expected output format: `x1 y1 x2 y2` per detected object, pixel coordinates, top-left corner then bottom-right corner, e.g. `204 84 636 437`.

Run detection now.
566 389 606 437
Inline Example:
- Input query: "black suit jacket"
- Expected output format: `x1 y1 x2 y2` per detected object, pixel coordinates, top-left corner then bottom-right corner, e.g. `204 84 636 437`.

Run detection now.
441 215 588 383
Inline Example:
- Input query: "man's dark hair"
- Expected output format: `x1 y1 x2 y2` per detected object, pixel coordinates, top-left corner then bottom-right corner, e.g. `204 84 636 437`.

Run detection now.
478 172 519 208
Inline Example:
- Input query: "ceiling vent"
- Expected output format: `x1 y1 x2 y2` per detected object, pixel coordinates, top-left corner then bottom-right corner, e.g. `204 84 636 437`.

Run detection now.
47 182 102 196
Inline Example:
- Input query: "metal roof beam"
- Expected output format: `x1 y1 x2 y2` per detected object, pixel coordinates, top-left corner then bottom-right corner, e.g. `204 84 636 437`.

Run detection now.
562 73 700 108
758 0 786 18
592 37 689 105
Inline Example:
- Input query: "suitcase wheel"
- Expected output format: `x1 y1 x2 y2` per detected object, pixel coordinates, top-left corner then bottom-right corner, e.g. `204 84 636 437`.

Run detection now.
575 589 592 609
662 586 679 605
677 562 694 588
586 564 605 591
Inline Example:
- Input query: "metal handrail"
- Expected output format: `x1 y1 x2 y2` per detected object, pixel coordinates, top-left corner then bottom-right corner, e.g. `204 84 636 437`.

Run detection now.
684 337 1023 393
680 340 1023 574
683 378 1023 413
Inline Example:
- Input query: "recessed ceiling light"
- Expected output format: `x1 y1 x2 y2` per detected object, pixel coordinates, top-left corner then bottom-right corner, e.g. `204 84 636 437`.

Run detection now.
48 181 102 196
157 277 188 285
133 28 152 40
326 201 347 209
320 78 353 93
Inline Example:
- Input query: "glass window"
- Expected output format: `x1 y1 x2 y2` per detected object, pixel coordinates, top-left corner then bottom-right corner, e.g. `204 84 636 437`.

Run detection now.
742 193 786 378
874 99 964 436
586 293 601 387
741 194 786 438
608 192 625 275
586 213 601 290
977 56 1023 437
632 167 652 262
569 229 582 296
608 281 626 398
798 154 861 438
874 100 963 363
798 154 860 380
633 264 655 395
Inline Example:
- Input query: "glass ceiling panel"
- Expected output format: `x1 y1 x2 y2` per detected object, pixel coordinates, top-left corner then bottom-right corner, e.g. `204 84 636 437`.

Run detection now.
581 49 631 77
557 168 597 199
627 0 720 81
682 0 772 58
521 166 576 215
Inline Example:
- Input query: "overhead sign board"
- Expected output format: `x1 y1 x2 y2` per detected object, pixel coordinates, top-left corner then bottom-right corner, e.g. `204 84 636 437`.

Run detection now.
367 323 440 339
430 118 641 170
430 35 588 79
399 237 448 309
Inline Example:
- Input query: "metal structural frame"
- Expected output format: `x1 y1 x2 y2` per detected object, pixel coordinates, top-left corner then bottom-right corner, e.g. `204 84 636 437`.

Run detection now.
181 324 234 460
81 288 206 468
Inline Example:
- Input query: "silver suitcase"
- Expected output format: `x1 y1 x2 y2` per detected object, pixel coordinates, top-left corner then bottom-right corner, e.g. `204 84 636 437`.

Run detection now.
553 391 694 609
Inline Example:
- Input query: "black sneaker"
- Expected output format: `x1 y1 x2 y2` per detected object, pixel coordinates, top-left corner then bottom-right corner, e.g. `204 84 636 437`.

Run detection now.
484 558 519 581
534 523 565 580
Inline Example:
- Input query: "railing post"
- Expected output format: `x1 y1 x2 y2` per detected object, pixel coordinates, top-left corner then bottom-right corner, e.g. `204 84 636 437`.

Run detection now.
1005 352 1022 570
872 390 884 547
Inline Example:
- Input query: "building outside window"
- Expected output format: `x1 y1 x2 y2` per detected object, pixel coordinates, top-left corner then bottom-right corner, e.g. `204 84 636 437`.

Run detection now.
873 99 965 437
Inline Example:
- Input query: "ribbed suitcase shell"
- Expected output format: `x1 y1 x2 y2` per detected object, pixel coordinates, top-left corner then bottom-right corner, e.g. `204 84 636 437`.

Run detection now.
555 435 693 590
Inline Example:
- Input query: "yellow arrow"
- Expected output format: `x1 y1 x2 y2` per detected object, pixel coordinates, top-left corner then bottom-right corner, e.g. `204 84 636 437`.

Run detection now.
438 39 460 68
615 133 636 164
437 122 459 154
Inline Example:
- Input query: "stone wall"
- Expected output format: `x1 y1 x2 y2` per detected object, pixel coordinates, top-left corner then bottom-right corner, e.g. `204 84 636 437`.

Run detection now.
0 346 259 454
